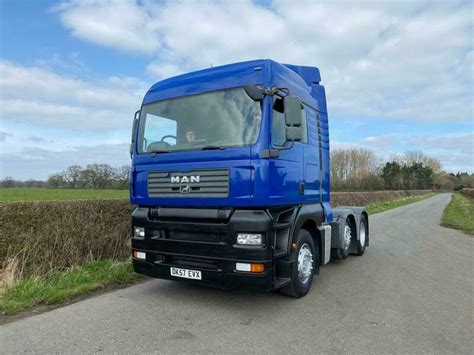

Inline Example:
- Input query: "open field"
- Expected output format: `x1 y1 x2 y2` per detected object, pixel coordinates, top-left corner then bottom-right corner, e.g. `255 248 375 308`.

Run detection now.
1 188 431 203
441 193 474 235
0 188 128 202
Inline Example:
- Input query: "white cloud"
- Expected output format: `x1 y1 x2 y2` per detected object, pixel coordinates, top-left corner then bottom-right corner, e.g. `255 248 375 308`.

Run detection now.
55 0 161 54
0 60 144 130
408 133 474 156
55 0 473 122
0 61 145 179
362 135 396 149
0 130 13 142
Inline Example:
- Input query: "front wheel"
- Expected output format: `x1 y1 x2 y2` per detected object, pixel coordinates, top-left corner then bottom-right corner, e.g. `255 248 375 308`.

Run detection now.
280 229 319 298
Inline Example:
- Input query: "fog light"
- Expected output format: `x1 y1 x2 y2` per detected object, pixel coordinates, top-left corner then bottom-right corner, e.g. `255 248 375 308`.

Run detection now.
235 262 265 273
236 263 251 272
134 226 145 238
133 250 146 260
236 233 263 245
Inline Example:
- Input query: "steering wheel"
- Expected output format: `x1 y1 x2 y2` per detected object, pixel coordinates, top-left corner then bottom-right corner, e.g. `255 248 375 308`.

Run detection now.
161 135 177 143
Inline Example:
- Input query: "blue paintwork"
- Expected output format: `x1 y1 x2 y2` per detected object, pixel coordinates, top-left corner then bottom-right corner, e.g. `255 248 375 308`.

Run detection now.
131 59 333 221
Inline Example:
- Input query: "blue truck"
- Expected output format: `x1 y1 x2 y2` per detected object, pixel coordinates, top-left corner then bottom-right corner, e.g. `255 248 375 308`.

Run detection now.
130 59 369 297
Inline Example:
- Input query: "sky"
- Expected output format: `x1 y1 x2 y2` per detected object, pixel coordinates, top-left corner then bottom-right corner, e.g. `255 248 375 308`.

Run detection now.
0 0 473 180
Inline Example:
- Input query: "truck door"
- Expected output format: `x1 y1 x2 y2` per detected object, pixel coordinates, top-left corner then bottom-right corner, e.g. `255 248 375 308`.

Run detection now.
268 97 305 204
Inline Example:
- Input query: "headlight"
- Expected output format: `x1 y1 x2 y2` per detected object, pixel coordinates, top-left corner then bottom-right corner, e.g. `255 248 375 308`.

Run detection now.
133 226 145 238
236 233 263 245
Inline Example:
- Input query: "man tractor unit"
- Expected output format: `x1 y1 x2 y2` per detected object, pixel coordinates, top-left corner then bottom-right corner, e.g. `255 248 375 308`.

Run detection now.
130 59 368 298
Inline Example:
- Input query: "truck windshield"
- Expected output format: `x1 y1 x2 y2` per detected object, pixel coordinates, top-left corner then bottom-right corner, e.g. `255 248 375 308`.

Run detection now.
137 88 262 154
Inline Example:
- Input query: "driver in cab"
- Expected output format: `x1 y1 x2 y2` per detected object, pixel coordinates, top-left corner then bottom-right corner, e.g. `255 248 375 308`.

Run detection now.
185 130 196 143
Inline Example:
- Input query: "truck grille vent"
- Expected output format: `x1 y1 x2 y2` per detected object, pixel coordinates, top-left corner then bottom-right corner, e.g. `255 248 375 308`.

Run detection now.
148 169 229 198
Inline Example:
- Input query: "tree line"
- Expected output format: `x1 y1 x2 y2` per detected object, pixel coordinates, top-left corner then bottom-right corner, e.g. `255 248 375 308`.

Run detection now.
330 149 473 191
1 149 473 191
1 164 130 190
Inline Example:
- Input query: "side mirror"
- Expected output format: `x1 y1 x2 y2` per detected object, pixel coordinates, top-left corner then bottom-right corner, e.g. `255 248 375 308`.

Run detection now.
244 84 264 101
130 110 140 157
131 110 140 143
286 126 302 142
284 95 302 126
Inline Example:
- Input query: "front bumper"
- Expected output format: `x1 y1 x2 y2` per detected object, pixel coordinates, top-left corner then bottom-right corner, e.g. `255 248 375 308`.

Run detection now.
132 257 273 291
131 206 284 292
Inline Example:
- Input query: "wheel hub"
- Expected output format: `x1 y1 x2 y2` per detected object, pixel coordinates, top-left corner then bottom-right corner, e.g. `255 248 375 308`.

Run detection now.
298 243 313 284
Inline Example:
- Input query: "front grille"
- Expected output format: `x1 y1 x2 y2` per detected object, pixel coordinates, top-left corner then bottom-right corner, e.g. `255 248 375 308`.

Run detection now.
164 230 218 243
148 169 229 198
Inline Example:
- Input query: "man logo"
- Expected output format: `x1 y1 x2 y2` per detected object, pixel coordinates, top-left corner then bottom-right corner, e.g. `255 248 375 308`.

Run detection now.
170 175 200 184
179 185 191 194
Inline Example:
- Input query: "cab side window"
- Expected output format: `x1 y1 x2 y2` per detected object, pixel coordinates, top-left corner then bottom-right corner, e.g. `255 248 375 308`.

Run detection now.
272 98 286 146
272 97 308 146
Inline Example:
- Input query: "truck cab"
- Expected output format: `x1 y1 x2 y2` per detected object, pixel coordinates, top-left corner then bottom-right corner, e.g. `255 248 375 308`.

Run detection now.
130 59 368 297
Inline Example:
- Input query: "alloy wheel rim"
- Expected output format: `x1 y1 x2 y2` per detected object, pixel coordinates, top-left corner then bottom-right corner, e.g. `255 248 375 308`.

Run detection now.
298 243 313 284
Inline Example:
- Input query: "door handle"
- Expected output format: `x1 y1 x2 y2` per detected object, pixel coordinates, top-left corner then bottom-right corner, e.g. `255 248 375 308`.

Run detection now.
299 181 305 195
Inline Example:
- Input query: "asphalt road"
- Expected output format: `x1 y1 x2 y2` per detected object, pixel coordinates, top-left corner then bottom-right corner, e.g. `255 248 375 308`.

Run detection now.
1 193 473 354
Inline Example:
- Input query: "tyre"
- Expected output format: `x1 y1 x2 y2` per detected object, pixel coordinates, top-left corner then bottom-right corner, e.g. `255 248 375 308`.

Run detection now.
355 214 368 256
280 229 319 298
331 217 353 260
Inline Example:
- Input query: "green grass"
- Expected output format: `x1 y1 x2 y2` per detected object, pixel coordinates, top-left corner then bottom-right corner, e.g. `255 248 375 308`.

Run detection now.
0 188 128 202
0 260 141 315
367 194 435 214
441 193 474 235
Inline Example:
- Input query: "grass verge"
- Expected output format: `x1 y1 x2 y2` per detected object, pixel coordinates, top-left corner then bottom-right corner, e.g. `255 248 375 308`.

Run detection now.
367 194 435 214
441 193 474 235
0 188 128 202
0 259 141 316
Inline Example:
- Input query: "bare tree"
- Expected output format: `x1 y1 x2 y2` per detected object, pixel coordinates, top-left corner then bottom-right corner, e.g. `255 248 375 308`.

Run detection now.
330 148 382 191
1 177 16 188
82 164 116 189
62 165 83 188
47 174 64 188
114 165 130 189
331 148 379 179
398 150 442 173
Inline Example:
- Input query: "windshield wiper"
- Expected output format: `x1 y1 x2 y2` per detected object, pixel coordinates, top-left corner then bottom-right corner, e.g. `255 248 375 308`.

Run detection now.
200 145 227 150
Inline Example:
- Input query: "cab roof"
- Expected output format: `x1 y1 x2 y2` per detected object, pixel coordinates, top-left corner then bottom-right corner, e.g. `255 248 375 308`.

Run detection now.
143 59 326 112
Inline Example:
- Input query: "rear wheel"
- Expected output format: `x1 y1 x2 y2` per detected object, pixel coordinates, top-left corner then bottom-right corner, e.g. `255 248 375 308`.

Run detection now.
355 215 368 256
280 229 319 298
332 218 353 260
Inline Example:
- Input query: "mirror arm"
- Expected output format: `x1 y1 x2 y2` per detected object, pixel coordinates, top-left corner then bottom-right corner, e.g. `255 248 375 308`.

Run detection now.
275 141 294 152
265 86 289 98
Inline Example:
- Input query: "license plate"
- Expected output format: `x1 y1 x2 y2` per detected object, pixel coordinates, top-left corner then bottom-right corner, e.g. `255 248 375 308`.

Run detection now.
170 267 202 280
